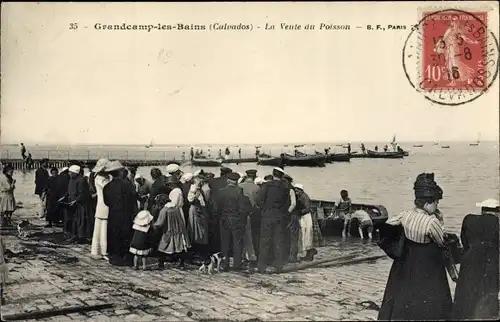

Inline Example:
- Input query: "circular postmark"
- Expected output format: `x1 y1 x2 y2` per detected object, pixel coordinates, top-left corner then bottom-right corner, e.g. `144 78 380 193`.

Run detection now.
402 8 499 106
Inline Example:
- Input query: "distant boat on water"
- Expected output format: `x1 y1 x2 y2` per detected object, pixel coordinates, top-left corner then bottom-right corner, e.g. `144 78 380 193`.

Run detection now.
145 140 154 148
433 143 439 146
413 144 423 148
470 132 481 146
441 145 451 149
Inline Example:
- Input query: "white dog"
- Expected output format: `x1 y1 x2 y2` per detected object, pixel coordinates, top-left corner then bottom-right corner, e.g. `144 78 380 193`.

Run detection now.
199 252 223 275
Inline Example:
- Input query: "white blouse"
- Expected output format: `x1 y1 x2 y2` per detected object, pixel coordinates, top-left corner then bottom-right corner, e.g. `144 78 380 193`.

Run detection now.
166 187 183 208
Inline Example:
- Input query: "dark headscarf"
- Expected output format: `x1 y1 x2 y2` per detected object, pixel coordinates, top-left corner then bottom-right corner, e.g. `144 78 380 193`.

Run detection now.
414 173 443 200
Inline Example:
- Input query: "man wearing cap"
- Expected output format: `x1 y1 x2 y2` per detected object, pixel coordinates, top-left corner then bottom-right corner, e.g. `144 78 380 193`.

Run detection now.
239 169 260 262
208 166 233 253
213 172 252 271
452 199 499 320
255 167 296 273
34 158 50 218
85 160 98 239
65 165 91 243
103 161 138 266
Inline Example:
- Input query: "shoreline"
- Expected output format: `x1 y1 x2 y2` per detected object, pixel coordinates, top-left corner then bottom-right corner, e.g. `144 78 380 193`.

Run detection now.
0 202 410 321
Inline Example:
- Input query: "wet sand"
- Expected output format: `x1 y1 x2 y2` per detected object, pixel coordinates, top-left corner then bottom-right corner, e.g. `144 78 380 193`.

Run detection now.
1 196 459 322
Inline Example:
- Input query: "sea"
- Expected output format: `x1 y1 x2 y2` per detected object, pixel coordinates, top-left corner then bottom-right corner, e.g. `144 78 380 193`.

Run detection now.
2 141 499 234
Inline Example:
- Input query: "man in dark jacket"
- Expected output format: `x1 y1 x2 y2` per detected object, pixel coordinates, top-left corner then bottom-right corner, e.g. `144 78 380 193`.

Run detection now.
208 166 233 253
255 167 295 273
239 169 260 261
34 159 50 218
214 172 252 271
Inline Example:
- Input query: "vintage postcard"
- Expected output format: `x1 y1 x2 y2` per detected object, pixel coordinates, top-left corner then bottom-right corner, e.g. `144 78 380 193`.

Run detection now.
1 1 499 321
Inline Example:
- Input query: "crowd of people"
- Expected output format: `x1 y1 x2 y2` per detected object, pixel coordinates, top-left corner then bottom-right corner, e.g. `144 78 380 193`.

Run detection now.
0 162 499 319
5 159 324 274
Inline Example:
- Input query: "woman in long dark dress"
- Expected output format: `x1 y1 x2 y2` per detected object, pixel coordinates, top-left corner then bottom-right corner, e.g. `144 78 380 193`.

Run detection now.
378 173 452 321
103 161 138 266
453 199 499 320
45 168 59 227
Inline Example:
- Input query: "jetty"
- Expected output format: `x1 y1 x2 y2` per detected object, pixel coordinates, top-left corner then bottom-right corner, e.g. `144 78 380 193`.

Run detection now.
0 158 183 170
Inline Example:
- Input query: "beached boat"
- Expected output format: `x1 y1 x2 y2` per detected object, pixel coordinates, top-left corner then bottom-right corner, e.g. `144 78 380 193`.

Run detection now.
191 156 223 167
310 199 388 237
284 153 326 167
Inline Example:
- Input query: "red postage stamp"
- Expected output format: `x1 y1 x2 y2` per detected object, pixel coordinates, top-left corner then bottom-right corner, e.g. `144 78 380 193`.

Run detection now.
421 11 488 91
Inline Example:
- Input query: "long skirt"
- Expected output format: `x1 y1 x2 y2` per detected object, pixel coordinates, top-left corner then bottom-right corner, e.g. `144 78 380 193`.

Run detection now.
311 213 324 248
453 242 499 320
107 215 133 257
0 191 15 213
66 204 87 239
378 239 452 321
188 205 209 245
158 208 191 254
91 218 108 256
298 213 314 254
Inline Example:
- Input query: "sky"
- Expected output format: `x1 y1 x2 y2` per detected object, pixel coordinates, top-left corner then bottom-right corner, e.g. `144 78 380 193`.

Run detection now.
1 2 499 145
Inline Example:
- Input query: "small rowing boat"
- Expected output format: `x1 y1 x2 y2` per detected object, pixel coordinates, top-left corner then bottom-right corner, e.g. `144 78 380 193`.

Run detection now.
257 154 283 167
311 199 388 237
284 153 326 167
413 144 423 147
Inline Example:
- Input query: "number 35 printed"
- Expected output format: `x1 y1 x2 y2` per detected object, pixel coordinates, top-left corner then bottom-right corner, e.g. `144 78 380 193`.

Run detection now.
69 23 78 30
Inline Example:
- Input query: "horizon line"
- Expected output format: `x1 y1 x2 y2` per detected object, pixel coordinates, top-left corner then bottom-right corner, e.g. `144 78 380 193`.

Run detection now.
1 139 497 146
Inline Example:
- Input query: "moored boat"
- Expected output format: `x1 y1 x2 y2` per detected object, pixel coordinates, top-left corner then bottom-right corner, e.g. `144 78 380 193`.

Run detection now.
330 153 351 162
257 154 283 166
191 156 223 167
284 153 326 167
310 199 388 237
366 150 404 159
222 157 258 164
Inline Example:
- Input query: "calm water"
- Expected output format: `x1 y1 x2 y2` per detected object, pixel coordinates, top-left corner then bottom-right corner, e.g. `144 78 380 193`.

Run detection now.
4 142 499 234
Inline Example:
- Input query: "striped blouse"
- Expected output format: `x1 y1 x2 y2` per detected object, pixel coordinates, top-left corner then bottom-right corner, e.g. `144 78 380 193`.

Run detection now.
386 208 444 246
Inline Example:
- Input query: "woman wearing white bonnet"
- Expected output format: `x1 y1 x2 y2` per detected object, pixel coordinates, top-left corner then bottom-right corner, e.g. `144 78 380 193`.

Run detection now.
166 163 183 181
90 159 111 260
294 183 322 261
452 198 499 320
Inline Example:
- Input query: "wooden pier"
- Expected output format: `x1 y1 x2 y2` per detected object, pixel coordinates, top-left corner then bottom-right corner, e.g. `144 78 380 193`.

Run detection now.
0 158 183 171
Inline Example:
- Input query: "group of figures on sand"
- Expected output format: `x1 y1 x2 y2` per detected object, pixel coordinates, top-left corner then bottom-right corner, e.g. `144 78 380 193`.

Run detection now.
377 173 499 321
20 159 324 273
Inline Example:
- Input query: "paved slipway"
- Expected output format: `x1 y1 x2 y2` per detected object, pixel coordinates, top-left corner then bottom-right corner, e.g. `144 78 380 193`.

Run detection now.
1 206 457 322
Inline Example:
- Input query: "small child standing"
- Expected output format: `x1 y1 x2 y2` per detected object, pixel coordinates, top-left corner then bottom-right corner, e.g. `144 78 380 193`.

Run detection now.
0 236 8 305
351 208 374 239
130 210 155 270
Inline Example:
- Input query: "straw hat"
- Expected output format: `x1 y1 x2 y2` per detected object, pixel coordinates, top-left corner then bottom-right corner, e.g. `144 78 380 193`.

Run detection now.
476 199 499 209
166 163 180 174
92 158 110 173
105 161 124 172
294 183 304 191
132 210 154 232
68 165 81 174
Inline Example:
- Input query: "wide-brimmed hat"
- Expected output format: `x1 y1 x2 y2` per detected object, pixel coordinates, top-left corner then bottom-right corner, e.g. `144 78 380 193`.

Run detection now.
166 163 180 174
68 165 81 174
92 158 110 173
105 161 124 172
294 183 304 190
134 210 154 226
476 199 499 209
273 167 285 174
